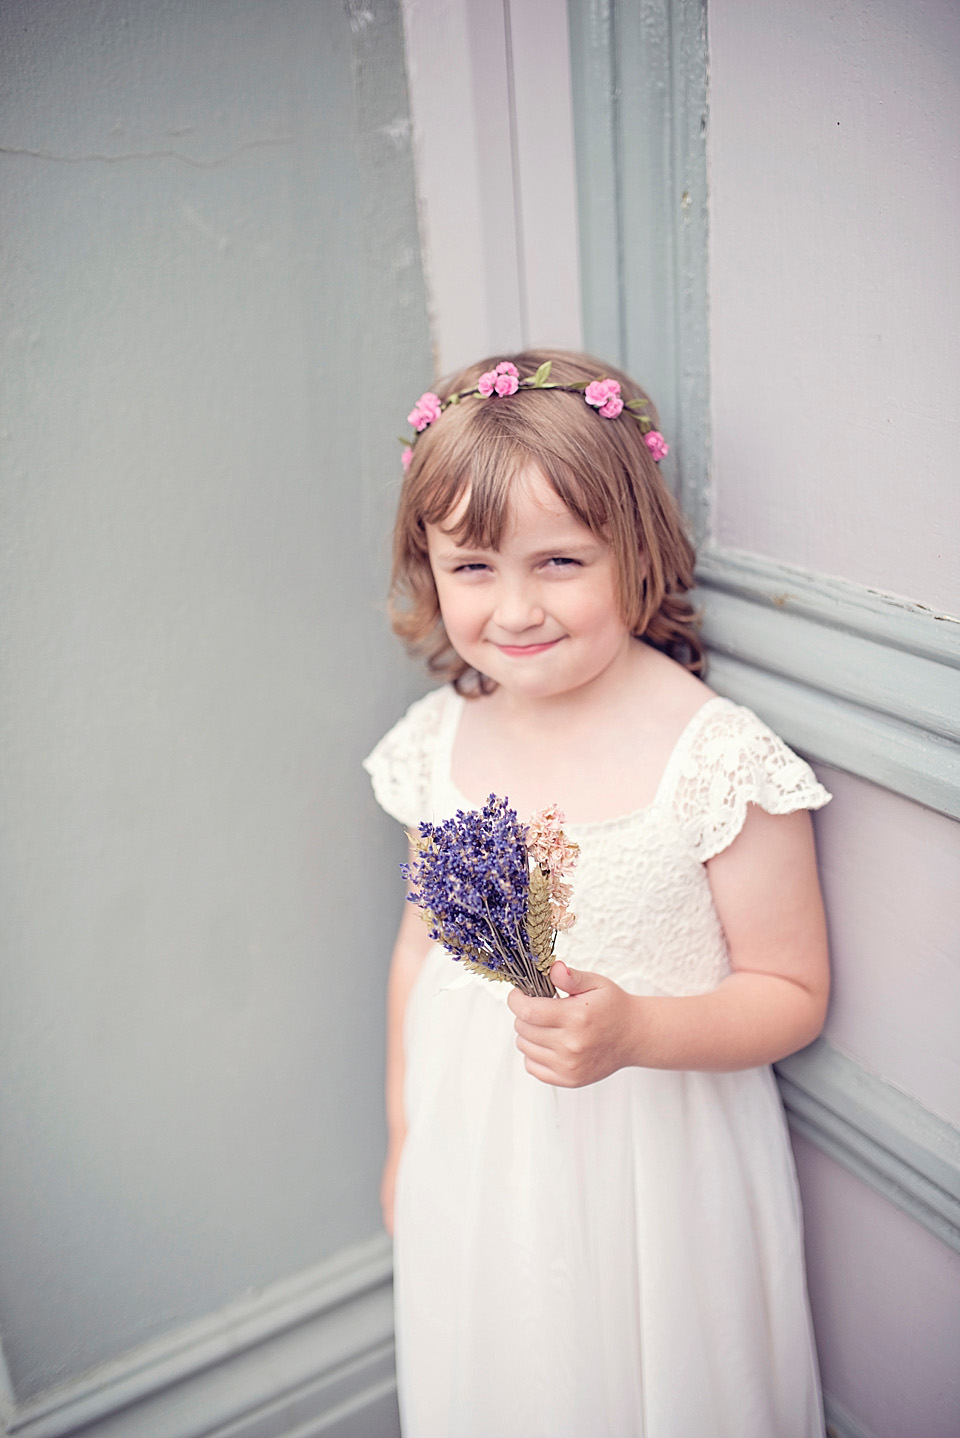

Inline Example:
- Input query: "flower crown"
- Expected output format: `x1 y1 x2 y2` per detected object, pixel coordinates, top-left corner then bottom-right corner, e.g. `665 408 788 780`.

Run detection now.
401 359 669 471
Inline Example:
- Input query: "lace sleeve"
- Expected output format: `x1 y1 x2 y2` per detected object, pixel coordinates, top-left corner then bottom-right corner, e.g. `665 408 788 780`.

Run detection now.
362 687 450 830
672 700 832 863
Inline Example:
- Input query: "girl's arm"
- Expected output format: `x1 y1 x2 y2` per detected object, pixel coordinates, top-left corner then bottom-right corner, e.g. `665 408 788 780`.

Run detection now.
381 884 433 1233
508 805 829 1086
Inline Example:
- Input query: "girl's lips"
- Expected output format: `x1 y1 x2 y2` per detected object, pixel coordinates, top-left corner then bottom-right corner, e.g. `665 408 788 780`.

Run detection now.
494 638 563 657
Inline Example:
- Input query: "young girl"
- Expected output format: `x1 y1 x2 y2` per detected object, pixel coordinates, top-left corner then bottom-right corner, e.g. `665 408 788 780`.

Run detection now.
364 350 830 1438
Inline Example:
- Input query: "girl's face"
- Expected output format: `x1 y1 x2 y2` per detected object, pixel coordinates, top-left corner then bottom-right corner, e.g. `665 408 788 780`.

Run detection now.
425 465 633 702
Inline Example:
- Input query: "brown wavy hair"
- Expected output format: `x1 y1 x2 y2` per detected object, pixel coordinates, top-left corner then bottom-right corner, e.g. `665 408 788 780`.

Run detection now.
389 349 704 694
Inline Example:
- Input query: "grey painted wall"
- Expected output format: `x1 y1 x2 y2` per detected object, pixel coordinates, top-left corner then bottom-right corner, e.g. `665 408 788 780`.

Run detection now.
1 0 430 1403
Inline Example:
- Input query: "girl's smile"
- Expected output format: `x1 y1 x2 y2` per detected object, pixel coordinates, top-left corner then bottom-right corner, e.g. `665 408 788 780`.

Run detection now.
425 466 634 703
495 638 564 657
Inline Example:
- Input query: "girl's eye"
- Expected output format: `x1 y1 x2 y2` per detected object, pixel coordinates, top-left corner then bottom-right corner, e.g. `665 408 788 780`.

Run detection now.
453 562 490 574
544 556 580 569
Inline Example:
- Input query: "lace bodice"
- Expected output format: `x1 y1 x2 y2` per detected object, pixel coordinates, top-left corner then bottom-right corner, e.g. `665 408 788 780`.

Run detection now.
363 686 830 997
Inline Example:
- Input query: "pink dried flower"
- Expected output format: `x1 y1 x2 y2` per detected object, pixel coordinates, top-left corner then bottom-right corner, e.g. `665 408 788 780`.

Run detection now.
401 446 414 471
644 430 669 461
525 802 563 855
407 391 442 432
478 361 520 398
584 378 624 418
526 803 580 933
552 903 577 933
526 804 579 875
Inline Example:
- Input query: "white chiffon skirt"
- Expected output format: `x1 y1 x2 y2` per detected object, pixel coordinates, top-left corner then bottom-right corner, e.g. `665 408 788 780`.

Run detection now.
393 947 825 1438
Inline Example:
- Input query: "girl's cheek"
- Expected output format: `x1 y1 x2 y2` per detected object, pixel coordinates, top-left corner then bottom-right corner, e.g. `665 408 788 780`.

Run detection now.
436 590 474 635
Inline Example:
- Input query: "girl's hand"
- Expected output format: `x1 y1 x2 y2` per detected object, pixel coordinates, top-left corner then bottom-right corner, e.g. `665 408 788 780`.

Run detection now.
507 961 639 1087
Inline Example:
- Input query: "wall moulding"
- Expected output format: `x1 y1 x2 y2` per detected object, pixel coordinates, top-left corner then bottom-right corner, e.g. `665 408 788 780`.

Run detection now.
823 1392 880 1438
3 1236 398 1438
566 0 711 546
696 546 960 820
776 1039 960 1257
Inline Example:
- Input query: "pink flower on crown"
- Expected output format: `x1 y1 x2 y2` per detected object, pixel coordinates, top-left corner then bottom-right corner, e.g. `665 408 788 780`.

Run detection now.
584 378 624 418
477 361 520 398
644 430 669 461
408 391 442 432
401 446 414 471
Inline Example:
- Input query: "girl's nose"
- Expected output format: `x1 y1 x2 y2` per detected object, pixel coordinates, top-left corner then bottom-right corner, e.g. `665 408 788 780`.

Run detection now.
493 582 546 633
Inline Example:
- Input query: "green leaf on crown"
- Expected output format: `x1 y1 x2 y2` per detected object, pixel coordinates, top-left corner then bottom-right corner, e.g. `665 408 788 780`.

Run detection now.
531 361 553 387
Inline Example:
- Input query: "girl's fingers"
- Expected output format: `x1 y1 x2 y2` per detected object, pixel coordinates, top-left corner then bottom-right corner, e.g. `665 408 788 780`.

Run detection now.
523 1058 575 1088
508 991 567 1026
513 1015 568 1044
515 1033 586 1087
515 1034 557 1065
518 1041 581 1087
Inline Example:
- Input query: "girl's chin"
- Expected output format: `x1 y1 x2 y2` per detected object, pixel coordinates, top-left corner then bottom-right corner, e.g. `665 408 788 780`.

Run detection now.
489 665 604 701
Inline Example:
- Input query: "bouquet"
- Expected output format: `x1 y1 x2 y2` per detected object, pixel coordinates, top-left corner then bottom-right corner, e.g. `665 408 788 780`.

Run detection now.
402 796 579 998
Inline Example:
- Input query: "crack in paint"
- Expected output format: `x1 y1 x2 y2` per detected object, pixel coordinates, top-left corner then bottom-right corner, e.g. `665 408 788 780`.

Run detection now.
0 136 294 169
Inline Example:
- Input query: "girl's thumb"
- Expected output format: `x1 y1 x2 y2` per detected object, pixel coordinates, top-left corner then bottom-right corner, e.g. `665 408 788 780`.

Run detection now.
551 961 594 995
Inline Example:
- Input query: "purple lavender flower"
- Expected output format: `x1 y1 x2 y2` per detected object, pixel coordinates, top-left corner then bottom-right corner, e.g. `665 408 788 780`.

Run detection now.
402 795 557 997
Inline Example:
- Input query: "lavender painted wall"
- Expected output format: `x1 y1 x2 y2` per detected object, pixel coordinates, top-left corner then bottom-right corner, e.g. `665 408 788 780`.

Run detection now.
813 766 960 1129
401 0 582 374
708 3 960 1432
709 0 960 616
794 1136 960 1438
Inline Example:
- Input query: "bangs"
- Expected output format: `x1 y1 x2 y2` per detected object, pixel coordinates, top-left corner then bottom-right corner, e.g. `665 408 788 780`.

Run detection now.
416 442 525 551
415 406 614 552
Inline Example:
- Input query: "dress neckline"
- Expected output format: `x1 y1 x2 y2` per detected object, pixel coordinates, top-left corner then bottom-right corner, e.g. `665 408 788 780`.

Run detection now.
438 688 731 833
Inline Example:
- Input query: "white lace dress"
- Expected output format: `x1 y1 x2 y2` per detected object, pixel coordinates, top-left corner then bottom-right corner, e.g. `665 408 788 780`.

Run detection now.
364 686 830 1438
